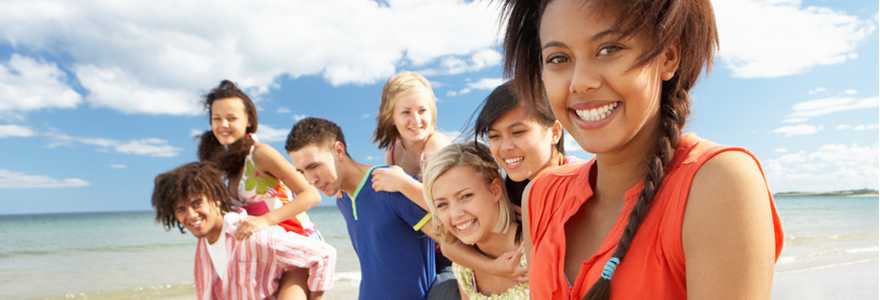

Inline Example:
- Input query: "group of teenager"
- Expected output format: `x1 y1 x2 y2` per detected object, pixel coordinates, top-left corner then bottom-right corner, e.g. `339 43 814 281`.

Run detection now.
150 0 785 299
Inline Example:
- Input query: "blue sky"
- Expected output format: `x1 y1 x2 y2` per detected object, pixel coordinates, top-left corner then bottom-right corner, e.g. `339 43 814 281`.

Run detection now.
0 0 877 214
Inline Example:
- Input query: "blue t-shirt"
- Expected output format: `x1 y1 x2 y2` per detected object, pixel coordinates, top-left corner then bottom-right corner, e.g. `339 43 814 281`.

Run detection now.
337 166 436 300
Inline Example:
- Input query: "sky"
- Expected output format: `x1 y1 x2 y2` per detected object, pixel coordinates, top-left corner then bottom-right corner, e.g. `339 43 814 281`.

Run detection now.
0 0 877 214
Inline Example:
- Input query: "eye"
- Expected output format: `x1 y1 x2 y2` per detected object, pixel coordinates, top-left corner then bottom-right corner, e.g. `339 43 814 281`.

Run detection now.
461 193 473 200
545 53 569 65
597 44 623 57
487 134 499 141
512 130 527 136
418 108 427 114
435 201 448 209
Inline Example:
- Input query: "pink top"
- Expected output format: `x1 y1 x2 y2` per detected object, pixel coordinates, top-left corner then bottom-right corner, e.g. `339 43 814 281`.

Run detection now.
193 211 336 300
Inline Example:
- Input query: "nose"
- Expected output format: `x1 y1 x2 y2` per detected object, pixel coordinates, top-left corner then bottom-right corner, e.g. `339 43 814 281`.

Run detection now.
499 136 516 152
569 60 601 95
219 119 230 128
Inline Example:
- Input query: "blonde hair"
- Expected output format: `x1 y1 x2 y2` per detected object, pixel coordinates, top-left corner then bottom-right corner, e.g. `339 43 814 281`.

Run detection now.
373 71 438 149
422 142 515 243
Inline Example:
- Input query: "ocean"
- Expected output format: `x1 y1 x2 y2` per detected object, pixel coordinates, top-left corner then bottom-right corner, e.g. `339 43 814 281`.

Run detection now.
1 197 877 299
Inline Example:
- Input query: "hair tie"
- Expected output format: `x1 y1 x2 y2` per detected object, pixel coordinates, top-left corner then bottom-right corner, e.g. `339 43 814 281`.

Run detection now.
600 257 620 280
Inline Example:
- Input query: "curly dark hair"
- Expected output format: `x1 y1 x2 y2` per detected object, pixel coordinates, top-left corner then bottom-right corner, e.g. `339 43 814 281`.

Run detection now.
151 161 232 233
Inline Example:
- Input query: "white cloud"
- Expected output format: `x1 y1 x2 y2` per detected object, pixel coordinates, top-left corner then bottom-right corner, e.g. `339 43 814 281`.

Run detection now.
0 0 503 115
115 138 179 157
361 113 372 120
781 118 808 124
807 87 827 95
254 124 288 143
109 164 127 169
0 54 82 112
190 128 206 138
447 77 504 96
366 155 375 162
844 89 858 95
765 144 878 192
772 124 822 137
715 0 875 78
0 124 35 138
293 114 308 122
784 96 879 122
775 148 788 153
836 123 879 131
419 49 503 76
45 131 180 157
0 169 89 188
277 107 291 114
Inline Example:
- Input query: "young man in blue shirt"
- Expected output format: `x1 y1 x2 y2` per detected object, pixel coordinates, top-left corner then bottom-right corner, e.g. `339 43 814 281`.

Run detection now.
286 117 458 300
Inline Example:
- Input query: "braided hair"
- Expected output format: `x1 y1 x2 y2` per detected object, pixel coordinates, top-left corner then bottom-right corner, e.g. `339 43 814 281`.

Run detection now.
499 0 718 299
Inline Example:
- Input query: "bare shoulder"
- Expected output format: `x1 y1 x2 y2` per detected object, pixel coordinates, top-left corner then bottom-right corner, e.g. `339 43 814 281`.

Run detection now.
252 142 283 161
684 150 773 245
423 132 452 159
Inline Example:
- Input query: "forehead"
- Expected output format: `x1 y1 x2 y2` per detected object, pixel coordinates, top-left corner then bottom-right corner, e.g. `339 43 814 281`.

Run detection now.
540 0 616 42
211 97 246 113
290 144 333 166
431 166 483 195
175 193 206 207
394 89 433 109
489 105 541 130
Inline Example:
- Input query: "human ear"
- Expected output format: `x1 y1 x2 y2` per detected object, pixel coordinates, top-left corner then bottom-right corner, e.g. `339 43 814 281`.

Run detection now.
661 43 681 81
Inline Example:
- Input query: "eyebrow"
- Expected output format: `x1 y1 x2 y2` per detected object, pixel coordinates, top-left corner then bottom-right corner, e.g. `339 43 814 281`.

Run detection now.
541 29 619 50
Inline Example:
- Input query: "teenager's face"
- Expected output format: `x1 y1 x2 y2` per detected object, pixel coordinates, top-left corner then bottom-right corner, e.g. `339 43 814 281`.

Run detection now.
430 166 502 245
392 89 435 144
174 195 224 241
211 97 250 146
539 0 677 154
487 105 560 182
290 143 342 197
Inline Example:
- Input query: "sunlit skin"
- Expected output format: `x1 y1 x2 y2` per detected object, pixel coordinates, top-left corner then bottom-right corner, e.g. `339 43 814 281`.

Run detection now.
430 165 522 295
431 166 503 246
290 143 346 198
392 89 435 148
209 96 322 252
211 97 250 146
487 105 562 182
174 195 224 244
539 0 681 284
531 1 777 299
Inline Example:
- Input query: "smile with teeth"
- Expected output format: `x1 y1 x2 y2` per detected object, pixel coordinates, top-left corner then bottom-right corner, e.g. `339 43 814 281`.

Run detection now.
454 219 477 232
504 157 524 167
575 102 620 122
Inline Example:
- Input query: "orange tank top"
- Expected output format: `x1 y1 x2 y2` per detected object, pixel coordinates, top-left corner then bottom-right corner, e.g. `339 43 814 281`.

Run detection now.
526 134 784 299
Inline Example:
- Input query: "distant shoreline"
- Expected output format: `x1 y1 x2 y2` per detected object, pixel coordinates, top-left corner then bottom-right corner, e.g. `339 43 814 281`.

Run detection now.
774 189 879 198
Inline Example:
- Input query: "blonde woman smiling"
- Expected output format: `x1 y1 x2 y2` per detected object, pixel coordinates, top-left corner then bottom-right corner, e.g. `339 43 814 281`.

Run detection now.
423 143 528 300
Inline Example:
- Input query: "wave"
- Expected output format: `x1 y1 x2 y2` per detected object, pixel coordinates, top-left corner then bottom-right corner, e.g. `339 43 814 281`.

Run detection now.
1 242 192 258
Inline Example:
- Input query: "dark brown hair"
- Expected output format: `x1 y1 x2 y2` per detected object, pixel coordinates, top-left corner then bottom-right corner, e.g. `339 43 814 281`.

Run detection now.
500 0 718 299
196 80 259 201
285 117 351 157
473 80 564 154
151 161 232 233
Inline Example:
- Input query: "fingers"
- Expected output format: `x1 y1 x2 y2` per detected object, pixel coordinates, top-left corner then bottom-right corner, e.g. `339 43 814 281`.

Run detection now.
234 220 254 240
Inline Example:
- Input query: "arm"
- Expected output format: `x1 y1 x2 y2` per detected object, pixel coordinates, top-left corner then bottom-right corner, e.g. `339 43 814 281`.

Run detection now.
521 180 535 266
372 165 429 210
235 143 322 239
684 151 776 300
421 219 528 282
